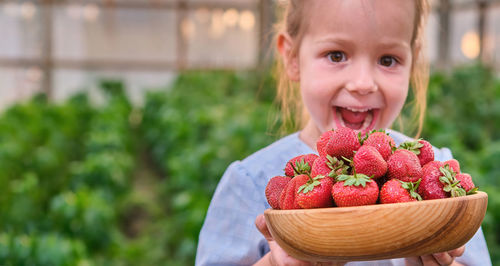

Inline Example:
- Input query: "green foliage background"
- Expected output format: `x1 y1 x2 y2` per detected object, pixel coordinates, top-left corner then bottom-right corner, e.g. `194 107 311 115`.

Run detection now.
0 65 498 265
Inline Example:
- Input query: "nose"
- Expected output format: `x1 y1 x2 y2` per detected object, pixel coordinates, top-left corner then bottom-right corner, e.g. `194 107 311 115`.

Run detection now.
344 60 378 95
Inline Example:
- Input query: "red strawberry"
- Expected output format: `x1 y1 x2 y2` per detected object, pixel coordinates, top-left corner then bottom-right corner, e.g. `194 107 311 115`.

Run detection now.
455 173 477 194
419 161 446 200
419 164 466 200
310 155 348 179
324 127 361 159
331 173 379 207
279 174 309 210
380 179 422 204
353 145 387 179
387 149 422 182
422 160 443 172
284 154 319 177
296 175 334 209
317 130 335 157
265 176 291 209
399 139 434 166
362 131 396 161
443 159 460 174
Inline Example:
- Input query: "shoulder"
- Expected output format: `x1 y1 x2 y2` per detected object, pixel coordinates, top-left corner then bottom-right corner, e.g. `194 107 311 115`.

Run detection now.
386 129 454 161
233 132 315 184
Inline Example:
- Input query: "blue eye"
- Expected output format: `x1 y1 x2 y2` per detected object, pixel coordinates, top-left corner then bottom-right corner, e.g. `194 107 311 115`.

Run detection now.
379 56 397 67
327 51 346 63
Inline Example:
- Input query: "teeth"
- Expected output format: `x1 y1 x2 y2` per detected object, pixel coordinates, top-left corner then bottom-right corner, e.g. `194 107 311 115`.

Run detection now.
361 112 373 130
344 106 372 112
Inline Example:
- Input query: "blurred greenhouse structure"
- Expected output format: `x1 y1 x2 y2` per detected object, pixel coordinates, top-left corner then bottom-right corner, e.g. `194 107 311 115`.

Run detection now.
0 0 500 108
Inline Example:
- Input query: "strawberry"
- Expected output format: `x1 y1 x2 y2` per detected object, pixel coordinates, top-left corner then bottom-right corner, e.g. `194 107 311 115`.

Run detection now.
422 160 443 171
353 145 387 179
455 173 477 194
317 130 335 157
310 155 348 179
284 154 319 177
324 127 361 160
265 176 291 209
279 174 309 210
419 161 446 200
380 179 422 204
387 149 422 182
362 130 396 161
296 175 334 209
399 139 434 166
419 163 466 200
443 159 460 174
331 173 379 207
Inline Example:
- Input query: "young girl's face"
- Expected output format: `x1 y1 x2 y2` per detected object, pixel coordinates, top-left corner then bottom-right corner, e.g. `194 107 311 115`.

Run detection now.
282 0 416 143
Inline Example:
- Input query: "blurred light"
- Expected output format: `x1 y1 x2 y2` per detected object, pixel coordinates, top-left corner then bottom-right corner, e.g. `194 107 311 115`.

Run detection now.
194 8 210 24
222 8 239 27
3 2 19 17
239 10 255 31
83 3 100 22
20 2 36 20
210 9 225 39
66 4 83 20
26 67 42 82
181 18 196 40
461 31 480 59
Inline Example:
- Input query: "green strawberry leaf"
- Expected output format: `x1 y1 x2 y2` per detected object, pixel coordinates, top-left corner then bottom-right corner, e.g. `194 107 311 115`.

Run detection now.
399 139 424 155
336 174 350 182
344 178 356 186
466 187 479 195
298 177 323 194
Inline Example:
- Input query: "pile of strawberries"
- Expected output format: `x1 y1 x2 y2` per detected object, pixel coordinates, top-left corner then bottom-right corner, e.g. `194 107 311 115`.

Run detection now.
265 127 477 209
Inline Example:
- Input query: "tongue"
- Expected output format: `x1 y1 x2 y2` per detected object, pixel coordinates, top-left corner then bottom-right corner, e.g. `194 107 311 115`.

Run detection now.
340 108 369 124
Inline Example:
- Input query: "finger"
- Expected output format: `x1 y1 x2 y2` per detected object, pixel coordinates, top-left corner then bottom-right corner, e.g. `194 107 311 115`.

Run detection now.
405 256 423 266
420 254 440 266
448 246 465 258
432 252 455 265
255 214 273 241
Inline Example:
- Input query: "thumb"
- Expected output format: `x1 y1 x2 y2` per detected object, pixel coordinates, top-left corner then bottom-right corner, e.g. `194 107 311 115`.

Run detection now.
255 214 273 241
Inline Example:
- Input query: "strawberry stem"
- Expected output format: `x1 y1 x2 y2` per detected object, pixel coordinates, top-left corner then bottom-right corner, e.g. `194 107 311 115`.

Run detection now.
288 161 313 182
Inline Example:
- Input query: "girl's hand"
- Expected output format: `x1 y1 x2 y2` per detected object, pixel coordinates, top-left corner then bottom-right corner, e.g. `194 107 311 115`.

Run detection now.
254 214 345 266
405 246 465 266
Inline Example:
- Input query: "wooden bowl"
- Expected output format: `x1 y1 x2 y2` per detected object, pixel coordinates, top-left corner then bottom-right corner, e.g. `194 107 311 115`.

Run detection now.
264 191 488 262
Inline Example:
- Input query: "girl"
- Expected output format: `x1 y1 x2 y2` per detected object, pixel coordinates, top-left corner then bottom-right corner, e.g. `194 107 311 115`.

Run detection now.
196 1 491 265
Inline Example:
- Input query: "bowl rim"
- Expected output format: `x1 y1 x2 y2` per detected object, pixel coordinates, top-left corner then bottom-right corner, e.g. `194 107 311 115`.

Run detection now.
264 191 488 214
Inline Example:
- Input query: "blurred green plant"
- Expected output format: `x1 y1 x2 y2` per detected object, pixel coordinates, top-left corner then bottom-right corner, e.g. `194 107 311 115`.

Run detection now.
422 64 500 264
0 82 136 265
139 70 278 265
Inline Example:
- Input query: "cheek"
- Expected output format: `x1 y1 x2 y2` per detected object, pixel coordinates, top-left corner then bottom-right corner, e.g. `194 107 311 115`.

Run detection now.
383 72 410 106
381 79 410 126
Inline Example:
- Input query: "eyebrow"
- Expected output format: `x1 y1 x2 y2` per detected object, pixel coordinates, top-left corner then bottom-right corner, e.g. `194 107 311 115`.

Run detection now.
315 36 410 50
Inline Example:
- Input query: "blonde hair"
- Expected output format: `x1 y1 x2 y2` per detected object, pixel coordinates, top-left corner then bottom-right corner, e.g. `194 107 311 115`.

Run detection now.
273 0 430 138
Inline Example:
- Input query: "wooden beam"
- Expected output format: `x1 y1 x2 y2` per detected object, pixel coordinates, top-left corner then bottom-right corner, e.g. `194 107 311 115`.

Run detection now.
0 57 255 71
41 1 53 99
0 0 256 10
436 0 451 71
478 0 488 64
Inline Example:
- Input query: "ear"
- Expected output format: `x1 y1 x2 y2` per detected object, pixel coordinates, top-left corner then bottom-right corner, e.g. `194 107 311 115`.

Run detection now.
277 32 300 82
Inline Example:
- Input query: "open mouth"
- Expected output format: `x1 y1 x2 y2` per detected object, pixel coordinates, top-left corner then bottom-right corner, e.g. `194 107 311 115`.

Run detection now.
334 106 378 134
